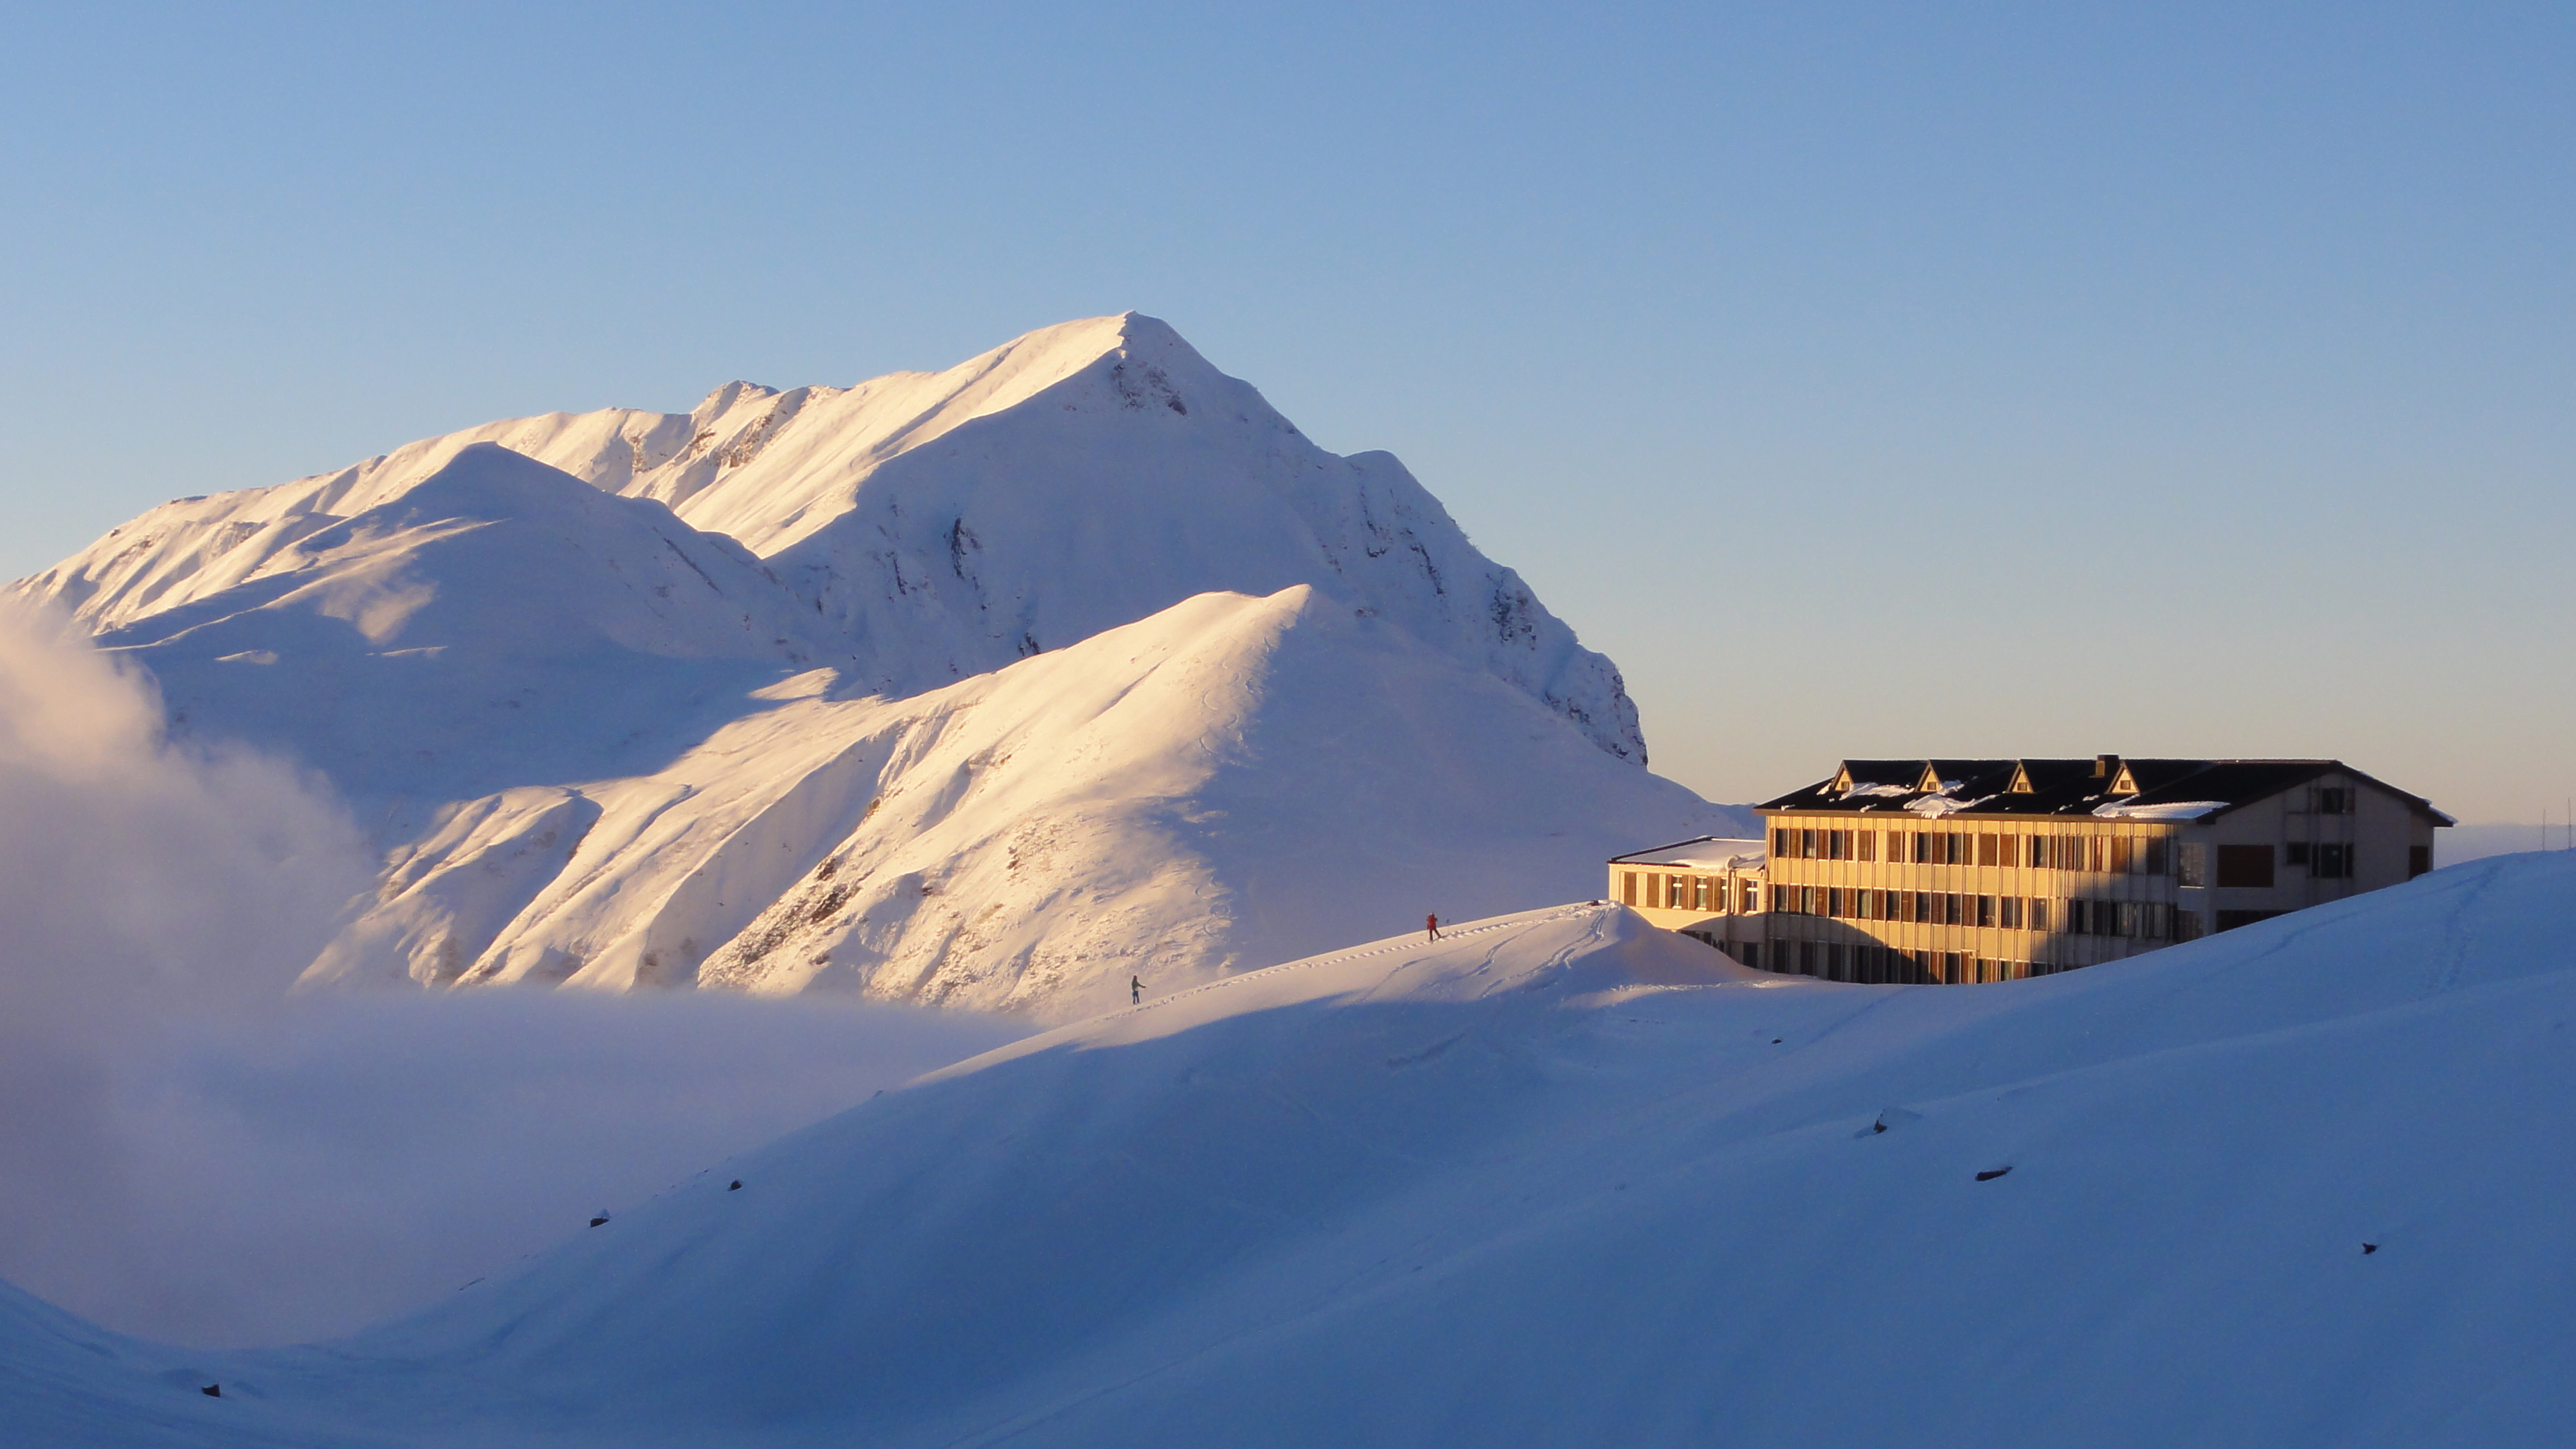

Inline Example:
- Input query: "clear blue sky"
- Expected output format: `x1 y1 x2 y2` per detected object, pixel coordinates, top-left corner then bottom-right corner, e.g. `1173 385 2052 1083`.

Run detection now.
2 2 2568 823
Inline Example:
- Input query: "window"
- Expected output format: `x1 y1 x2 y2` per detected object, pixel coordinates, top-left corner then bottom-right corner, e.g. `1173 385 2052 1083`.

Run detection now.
1801 886 1822 915
2176 843 2207 888
1801 829 1818 859
2116 902 2141 938
1976 834 2000 867
2315 843 2354 879
2320 787 2351 815
2110 837 2134 874
2216 845 2276 888
1945 892 1967 925
2174 911 2205 942
1770 885 1790 912
1620 871 1636 906
1826 888 1846 919
2000 897 2024 930
2409 845 2431 878
1859 830 1877 863
2029 898 2051 933
1943 952 1965 985
2145 838 2170 876
1773 828 1794 857
1741 880 1760 912
1976 895 1997 927
1828 830 1852 861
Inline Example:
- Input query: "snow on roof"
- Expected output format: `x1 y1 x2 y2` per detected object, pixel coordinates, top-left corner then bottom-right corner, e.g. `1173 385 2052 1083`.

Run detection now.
2092 799 2229 821
1609 835 1767 870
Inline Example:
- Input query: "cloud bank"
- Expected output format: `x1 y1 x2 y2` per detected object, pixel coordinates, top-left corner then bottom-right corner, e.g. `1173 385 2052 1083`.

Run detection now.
0 607 1025 1347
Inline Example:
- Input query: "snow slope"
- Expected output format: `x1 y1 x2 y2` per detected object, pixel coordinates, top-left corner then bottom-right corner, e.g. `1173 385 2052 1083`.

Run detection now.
10 853 2572 1447
310 584 1722 1018
80 443 835 806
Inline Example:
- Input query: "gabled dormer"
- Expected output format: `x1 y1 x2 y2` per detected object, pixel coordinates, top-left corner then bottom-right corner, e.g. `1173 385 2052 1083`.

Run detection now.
1916 762 1945 794
2006 761 2036 794
1831 763 1856 792
2110 763 2141 795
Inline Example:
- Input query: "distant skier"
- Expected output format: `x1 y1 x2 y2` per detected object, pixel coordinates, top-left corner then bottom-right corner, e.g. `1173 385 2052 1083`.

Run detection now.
1131 974 1143 1006
1426 913 1441 942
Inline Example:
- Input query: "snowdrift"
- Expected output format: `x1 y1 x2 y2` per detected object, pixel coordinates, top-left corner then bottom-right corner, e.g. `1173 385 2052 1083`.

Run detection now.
11 853 2573 1447
13 314 1726 1014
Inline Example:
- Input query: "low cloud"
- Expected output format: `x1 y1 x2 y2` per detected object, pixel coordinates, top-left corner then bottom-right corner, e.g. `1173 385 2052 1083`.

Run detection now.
0 606 1025 1347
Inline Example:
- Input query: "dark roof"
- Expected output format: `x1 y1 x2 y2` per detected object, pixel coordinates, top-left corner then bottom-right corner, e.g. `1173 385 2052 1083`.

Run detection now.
1757 757 2450 825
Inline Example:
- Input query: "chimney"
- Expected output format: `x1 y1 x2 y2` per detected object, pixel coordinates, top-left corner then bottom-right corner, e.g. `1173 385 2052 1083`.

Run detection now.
2093 754 2119 778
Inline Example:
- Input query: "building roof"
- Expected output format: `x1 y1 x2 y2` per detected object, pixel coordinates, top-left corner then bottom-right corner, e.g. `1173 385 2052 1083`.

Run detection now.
1755 758 2452 825
1608 836 1768 870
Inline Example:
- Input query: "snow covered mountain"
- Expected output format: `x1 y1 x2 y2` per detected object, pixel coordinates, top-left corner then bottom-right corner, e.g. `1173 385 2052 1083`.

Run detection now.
15 317 1734 1015
8 854 2573 1447
28 314 1641 756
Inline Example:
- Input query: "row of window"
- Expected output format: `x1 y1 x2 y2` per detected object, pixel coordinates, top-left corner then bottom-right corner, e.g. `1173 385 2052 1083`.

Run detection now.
2198 842 2365 887
1770 886 2208 942
1619 872 1760 913
1771 826 2175 876
1722 940 2089 986
1779 830 2409 888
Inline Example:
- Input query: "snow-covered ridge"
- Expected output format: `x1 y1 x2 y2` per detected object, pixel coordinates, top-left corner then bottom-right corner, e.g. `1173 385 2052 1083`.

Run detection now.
21 313 1642 760
305 583 1722 1018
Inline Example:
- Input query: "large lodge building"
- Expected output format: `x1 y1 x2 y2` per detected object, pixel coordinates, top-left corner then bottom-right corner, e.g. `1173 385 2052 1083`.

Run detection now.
1610 756 2449 986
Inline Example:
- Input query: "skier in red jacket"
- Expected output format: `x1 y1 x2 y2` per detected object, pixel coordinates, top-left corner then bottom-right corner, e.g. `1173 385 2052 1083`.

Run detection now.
1426 913 1441 942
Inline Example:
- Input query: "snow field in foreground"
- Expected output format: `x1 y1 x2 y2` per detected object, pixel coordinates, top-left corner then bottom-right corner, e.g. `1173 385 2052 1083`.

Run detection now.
8 852 2575 1448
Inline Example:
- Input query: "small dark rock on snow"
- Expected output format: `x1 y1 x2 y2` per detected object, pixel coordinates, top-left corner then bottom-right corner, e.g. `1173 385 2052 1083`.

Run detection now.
201 1384 220 1397
1975 1166 2012 1182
